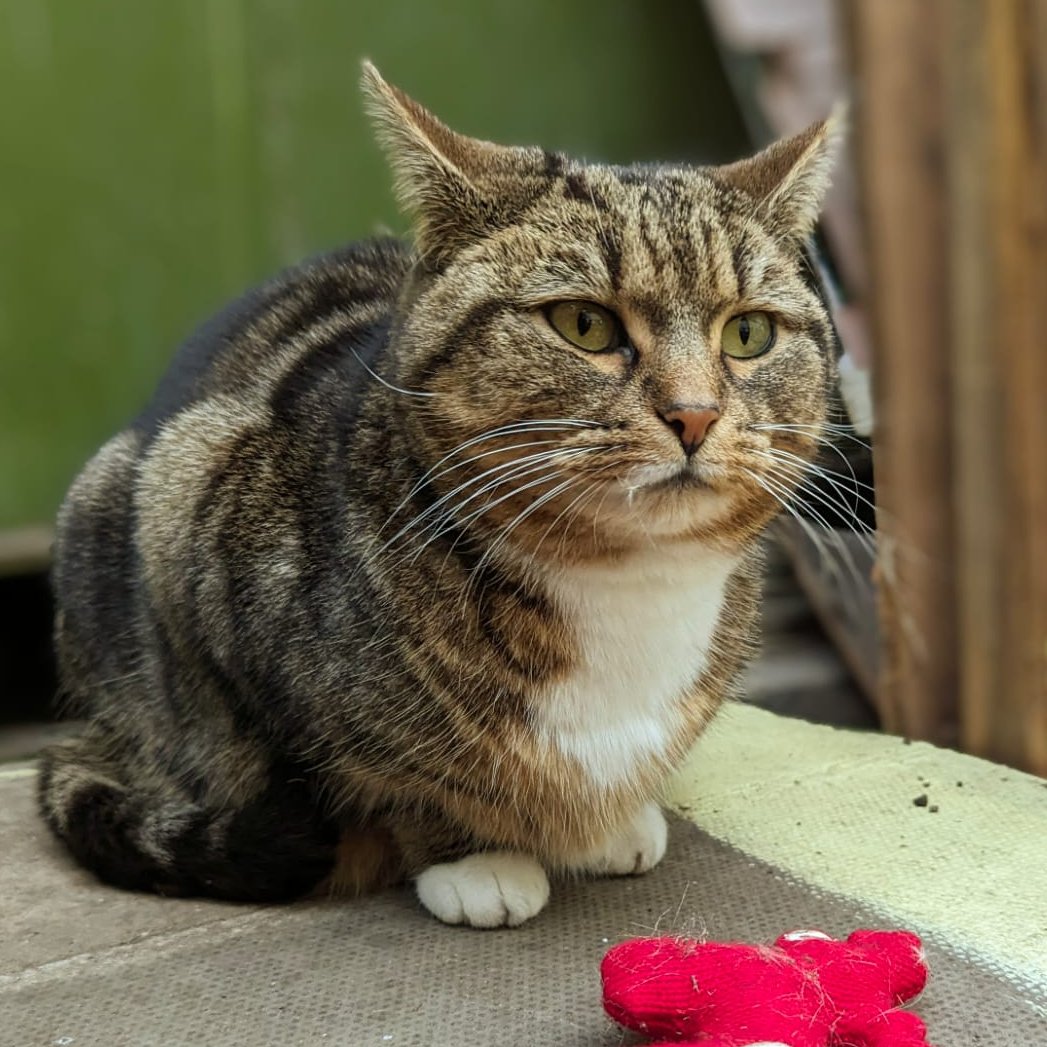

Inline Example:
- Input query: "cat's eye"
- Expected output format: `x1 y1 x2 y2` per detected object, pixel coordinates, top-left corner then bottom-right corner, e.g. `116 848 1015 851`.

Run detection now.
721 312 776 359
546 301 622 353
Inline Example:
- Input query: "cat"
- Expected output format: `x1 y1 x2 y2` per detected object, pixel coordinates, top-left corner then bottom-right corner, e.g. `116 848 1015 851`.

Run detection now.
38 63 840 927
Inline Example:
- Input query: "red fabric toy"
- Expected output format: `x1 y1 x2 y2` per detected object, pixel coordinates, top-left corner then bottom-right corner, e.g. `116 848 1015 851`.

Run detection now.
601 928 934 1047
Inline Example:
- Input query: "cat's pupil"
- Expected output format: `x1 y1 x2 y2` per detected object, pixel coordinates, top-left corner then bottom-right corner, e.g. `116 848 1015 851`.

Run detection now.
738 316 751 344
577 312 592 337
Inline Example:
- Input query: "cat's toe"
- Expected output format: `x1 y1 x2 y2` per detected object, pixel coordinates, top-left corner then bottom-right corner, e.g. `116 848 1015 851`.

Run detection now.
415 852 550 928
568 802 668 877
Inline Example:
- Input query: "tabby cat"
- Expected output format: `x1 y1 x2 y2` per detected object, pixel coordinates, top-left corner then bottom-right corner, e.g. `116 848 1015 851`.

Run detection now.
39 64 840 927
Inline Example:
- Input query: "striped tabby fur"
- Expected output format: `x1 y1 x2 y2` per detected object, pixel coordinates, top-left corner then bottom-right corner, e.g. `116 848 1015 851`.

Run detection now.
38 65 840 925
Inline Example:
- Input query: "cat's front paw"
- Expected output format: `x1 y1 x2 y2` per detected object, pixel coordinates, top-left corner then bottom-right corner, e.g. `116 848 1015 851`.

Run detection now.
415 852 550 928
567 802 668 877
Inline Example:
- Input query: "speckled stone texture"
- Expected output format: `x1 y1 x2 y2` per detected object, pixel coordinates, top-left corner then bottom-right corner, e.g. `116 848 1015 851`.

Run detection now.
2 762 1043 1047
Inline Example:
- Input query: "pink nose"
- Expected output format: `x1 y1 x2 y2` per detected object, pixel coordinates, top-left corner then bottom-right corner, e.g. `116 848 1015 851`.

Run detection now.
659 404 720 455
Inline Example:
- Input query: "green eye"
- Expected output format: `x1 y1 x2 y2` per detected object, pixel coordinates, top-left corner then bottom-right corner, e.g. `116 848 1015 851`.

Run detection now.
721 312 776 359
546 301 620 352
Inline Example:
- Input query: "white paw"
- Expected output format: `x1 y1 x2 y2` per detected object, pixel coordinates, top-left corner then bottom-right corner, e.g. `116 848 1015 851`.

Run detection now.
415 852 550 928
567 802 668 876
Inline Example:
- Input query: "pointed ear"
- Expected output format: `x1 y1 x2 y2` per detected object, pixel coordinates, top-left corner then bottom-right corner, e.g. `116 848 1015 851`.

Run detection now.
715 107 845 240
361 61 529 268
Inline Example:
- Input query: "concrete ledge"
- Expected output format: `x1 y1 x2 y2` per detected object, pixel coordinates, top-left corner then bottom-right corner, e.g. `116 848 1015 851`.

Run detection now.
0 765 260 977
667 704 1047 993
4 709 1045 1045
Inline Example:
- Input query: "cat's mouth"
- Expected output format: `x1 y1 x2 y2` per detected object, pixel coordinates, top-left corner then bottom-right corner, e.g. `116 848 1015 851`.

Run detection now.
650 470 713 492
621 460 728 495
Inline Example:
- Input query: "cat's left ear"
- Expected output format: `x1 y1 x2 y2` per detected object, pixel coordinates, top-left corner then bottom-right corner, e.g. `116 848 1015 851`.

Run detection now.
714 107 845 240
361 61 536 268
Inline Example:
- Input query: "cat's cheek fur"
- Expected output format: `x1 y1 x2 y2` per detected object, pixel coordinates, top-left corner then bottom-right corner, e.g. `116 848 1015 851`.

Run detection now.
415 852 551 928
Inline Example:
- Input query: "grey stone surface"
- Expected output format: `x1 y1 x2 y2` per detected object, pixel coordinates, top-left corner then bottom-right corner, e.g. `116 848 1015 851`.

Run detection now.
0 768 256 978
2 772 1042 1047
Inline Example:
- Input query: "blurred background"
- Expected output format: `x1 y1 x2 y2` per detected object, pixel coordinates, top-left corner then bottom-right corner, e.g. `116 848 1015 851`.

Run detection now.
0 0 749 533
1 1 1044 774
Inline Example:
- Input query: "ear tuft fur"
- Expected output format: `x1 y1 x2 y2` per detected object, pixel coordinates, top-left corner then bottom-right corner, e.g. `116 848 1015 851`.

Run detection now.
360 61 476 180
715 105 845 239
360 61 527 268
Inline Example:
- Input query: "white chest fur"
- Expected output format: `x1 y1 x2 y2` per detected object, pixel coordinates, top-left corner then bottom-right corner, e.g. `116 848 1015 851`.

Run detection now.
533 546 737 789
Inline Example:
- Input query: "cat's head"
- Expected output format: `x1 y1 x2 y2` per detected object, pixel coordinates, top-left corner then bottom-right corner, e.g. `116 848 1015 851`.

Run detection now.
363 63 843 562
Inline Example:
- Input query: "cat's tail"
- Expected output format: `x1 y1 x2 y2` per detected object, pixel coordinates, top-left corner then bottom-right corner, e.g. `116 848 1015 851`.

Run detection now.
37 734 338 902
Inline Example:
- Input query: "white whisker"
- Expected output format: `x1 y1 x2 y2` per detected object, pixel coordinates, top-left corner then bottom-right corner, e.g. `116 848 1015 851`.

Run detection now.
759 441 876 499
744 467 851 588
475 475 582 574
406 447 601 566
395 454 575 560
533 475 609 559
749 466 870 591
380 443 571 552
755 449 877 539
752 421 872 452
380 419 603 535
349 346 436 398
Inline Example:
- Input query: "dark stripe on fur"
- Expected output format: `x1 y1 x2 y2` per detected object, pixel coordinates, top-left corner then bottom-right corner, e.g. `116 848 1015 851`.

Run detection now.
39 744 337 901
413 298 509 382
731 242 750 299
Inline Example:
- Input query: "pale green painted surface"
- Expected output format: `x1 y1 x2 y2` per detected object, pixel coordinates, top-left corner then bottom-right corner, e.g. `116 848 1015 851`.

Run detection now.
0 1 744 530
668 704 1047 990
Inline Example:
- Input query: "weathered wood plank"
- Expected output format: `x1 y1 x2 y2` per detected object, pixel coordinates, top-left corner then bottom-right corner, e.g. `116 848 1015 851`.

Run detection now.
939 0 1047 773
969 0 1047 772
848 0 959 744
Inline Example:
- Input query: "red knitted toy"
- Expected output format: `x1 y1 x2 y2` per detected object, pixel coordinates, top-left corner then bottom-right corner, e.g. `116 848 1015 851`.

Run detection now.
601 928 934 1047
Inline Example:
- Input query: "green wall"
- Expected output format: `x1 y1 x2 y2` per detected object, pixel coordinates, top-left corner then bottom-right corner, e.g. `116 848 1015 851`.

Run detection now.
0 0 745 531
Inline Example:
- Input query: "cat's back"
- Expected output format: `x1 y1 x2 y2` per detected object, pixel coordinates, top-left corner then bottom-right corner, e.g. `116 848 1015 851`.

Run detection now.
134 236 411 440
53 237 412 679
59 235 411 544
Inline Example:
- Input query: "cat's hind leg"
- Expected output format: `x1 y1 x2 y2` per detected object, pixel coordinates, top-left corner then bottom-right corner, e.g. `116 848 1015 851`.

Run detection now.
38 730 338 901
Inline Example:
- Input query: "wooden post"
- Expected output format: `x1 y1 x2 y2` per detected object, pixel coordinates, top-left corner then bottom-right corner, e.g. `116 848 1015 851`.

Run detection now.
850 0 1047 772
848 0 959 745
951 0 1047 772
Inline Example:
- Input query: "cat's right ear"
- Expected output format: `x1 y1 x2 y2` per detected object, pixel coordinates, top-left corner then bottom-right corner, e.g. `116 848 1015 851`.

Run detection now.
714 107 845 241
361 61 520 269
